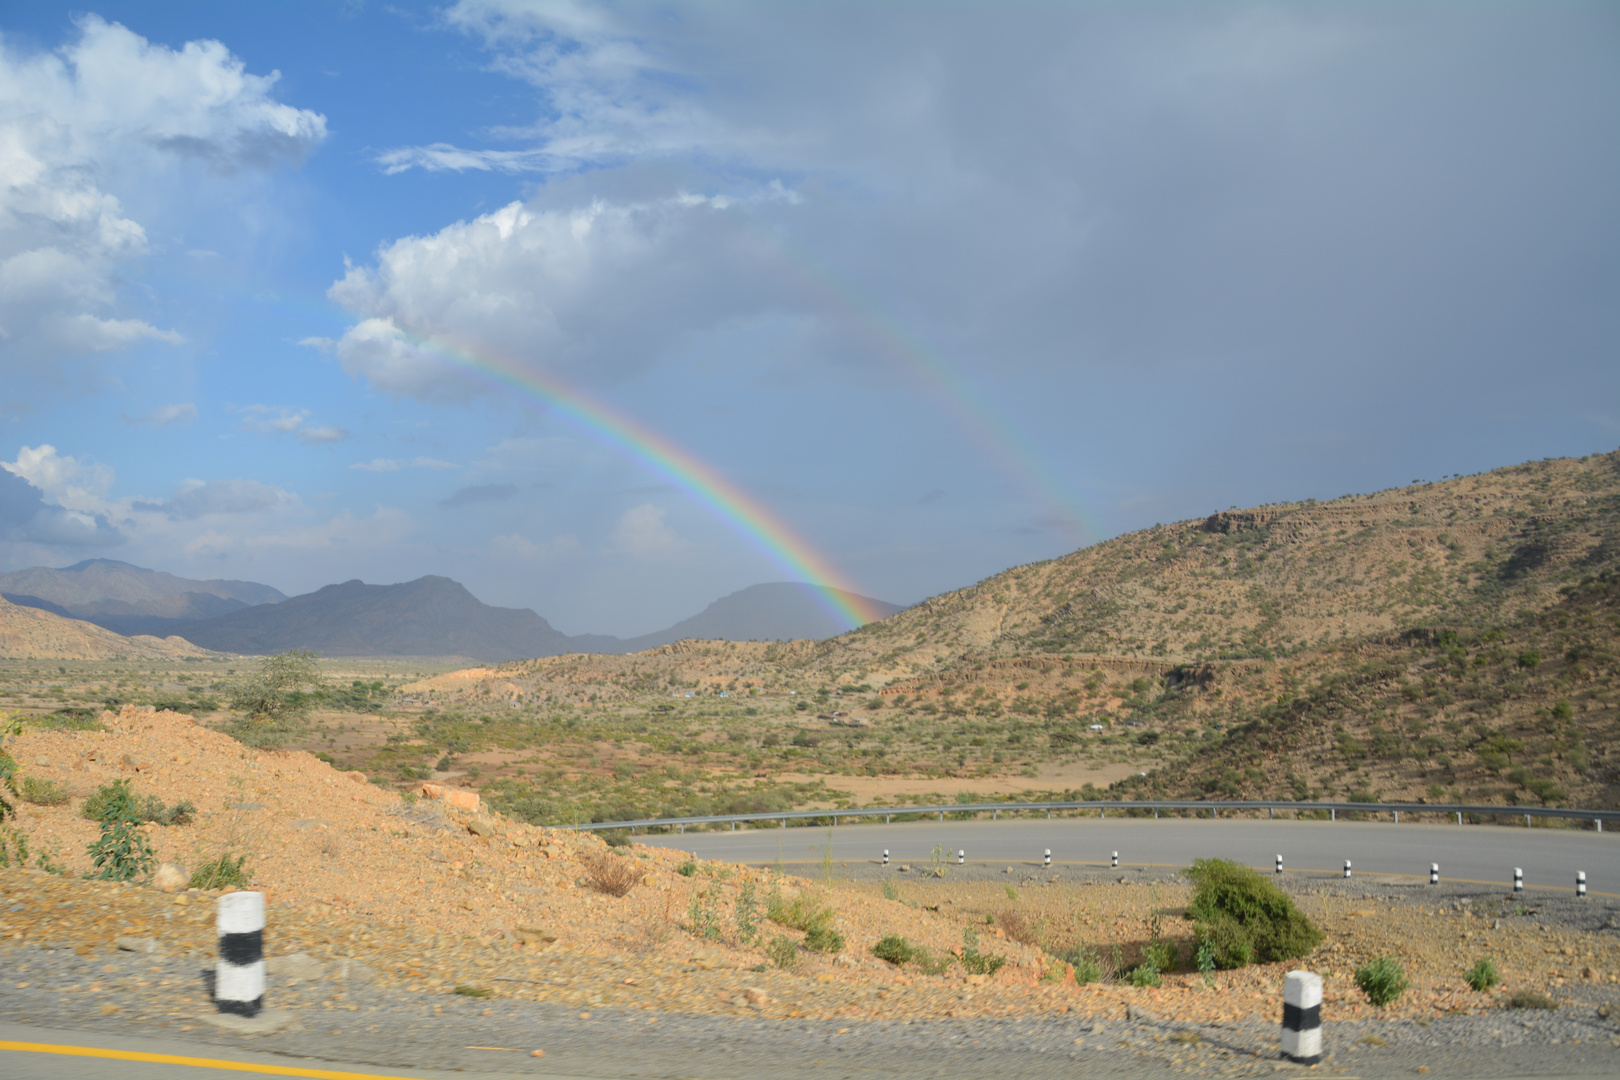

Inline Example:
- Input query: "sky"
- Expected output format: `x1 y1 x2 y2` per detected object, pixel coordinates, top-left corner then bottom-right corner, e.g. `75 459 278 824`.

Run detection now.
1 1 1617 638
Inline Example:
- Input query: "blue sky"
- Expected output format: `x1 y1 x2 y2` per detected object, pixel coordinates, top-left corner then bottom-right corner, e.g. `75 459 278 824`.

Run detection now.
2 1 1617 636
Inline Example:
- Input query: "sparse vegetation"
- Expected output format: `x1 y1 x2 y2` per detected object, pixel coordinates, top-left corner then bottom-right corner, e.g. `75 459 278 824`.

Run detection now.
85 778 156 882
583 852 644 896
20 775 68 806
222 650 322 749
189 852 250 890
1506 989 1557 1010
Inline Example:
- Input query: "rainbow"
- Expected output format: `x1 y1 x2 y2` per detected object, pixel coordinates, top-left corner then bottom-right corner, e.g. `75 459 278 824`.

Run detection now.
759 224 1101 544
387 328 886 630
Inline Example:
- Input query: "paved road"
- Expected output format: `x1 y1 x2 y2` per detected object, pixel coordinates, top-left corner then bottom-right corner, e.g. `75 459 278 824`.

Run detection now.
636 818 1620 894
0 1021 606 1080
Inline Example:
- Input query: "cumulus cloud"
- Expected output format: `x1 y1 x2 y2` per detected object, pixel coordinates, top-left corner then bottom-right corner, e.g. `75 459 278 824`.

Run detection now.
183 506 415 557
4 444 113 509
132 477 294 521
0 16 327 374
121 402 197 427
236 406 348 445
610 503 683 561
439 483 519 509
328 193 794 398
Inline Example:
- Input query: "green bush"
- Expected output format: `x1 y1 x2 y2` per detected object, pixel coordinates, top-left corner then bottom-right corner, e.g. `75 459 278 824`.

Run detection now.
676 859 697 877
601 829 631 848
1126 961 1162 988
1354 956 1410 1006
82 783 193 826
802 924 845 954
21 776 69 806
223 650 322 749
84 779 155 882
190 853 250 890
871 934 915 965
1185 858 1322 968
452 985 492 998
1465 957 1500 992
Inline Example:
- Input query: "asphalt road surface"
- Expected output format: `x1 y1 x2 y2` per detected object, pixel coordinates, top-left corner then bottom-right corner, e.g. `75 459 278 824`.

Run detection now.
635 818 1620 895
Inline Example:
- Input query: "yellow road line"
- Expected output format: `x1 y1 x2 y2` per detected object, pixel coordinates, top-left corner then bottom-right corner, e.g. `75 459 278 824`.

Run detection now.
0 1040 426 1079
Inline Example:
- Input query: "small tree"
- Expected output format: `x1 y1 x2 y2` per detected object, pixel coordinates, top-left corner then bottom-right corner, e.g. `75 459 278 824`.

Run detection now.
224 650 322 748
1 715 30 867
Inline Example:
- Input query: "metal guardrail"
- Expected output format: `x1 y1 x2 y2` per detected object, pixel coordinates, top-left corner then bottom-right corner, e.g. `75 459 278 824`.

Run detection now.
560 799 1619 834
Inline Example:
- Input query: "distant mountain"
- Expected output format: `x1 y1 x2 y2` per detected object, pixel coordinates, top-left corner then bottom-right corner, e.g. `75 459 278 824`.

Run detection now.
165 576 575 660
602 583 905 653
0 559 286 636
0 594 212 660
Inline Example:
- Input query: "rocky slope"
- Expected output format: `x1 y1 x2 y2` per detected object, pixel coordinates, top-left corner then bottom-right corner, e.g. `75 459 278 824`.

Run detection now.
0 596 212 660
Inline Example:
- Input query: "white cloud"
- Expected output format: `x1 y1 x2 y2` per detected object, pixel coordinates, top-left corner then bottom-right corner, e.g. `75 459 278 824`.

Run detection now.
328 193 794 399
133 477 295 521
122 402 197 427
0 16 326 374
491 532 580 562
610 503 683 561
3 444 113 509
0 456 122 547
236 405 348 445
349 456 457 472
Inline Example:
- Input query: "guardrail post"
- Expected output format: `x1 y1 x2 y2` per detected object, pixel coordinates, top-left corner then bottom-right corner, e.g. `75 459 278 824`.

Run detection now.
957 849 965 866
1044 848 1051 868
1524 814 1531 828
886 814 891 824
1456 811 1463 825
1393 811 1400 823
1275 854 1282 875
1430 863 1438 885
1513 867 1523 894
679 824 684 835
1269 807 1273 820
1577 871 1586 897
993 809 998 820
1154 807 1159 819
1343 860 1351 879
1597 819 1603 833
1330 808 1336 821
1280 970 1323 1065
215 892 265 1018
1111 851 1118 869
939 811 944 823
1100 807 1106 819
883 849 889 867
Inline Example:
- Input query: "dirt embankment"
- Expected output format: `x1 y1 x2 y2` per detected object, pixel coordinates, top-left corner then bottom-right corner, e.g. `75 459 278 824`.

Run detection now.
3 706 1616 1026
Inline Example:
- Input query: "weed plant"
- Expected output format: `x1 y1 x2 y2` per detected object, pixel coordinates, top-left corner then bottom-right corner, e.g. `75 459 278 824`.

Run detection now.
1354 957 1410 1006
1506 990 1556 1010
189 853 249 889
686 885 723 941
765 935 800 969
960 927 1007 976
1465 958 1500 992
20 776 69 806
86 779 156 882
583 853 644 897
871 934 915 965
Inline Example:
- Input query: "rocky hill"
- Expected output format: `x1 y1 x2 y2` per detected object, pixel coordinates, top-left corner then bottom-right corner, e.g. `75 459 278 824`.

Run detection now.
163 576 577 660
597 583 905 653
0 559 286 636
0 595 212 660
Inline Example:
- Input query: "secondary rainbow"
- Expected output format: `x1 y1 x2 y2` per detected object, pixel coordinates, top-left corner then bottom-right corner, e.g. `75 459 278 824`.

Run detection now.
398 330 884 630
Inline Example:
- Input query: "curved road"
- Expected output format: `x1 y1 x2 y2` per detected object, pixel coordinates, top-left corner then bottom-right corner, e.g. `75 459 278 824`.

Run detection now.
637 818 1620 894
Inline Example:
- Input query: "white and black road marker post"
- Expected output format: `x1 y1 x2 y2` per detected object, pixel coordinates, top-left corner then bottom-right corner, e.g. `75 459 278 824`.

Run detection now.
1576 871 1586 898
1043 849 1051 868
1430 863 1439 885
1513 867 1523 895
957 849 965 866
1280 970 1323 1065
1343 860 1351 879
882 849 889 867
215 892 265 1018
1111 851 1119 869
1275 854 1283 875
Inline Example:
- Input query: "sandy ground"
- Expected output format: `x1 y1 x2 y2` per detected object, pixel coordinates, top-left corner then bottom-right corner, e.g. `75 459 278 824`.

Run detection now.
772 762 1145 802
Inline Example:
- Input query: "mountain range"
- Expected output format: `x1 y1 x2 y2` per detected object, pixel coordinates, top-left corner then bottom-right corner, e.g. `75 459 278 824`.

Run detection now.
0 560 901 660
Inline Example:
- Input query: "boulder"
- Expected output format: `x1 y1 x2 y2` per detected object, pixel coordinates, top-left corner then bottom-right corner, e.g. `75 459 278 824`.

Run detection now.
344 770 367 784
468 817 497 838
417 783 480 812
152 864 188 893
513 925 557 945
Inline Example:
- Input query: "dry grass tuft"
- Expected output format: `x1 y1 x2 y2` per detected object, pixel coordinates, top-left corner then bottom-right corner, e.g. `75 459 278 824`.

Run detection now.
584 853 644 897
